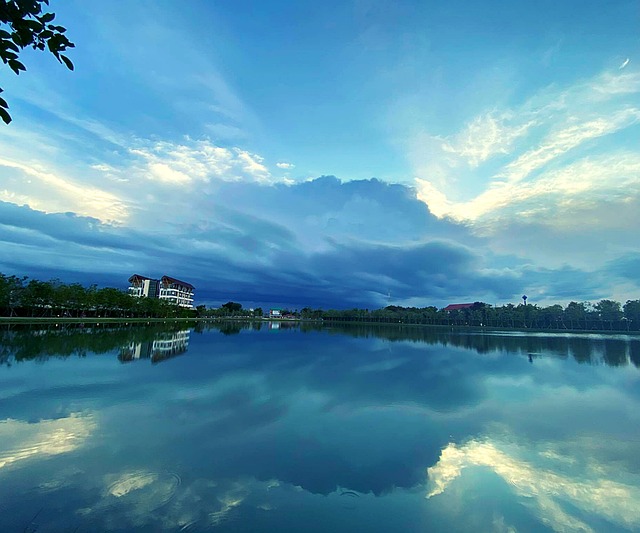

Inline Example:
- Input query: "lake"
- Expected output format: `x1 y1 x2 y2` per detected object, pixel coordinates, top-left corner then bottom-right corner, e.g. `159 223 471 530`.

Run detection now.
1 322 639 532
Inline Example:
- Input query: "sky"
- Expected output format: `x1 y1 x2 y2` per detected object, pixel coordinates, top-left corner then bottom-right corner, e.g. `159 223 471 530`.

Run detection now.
0 0 639 309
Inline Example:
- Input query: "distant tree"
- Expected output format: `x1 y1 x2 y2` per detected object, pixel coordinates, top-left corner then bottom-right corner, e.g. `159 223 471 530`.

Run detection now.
594 299 623 322
0 273 25 314
1 0 75 124
623 300 640 323
253 307 263 317
564 301 588 322
22 278 54 315
221 301 242 313
300 307 324 319
540 304 563 326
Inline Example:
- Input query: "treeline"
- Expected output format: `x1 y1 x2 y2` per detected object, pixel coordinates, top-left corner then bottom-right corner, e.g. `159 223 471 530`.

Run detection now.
312 300 640 331
0 274 196 318
195 301 263 318
3 273 640 332
194 299 640 333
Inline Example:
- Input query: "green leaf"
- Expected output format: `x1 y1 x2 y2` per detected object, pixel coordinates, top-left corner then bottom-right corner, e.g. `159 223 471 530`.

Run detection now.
8 59 26 74
0 106 11 125
2 41 20 52
11 33 25 47
23 20 43 32
15 28 35 47
60 54 73 71
0 96 7 108
40 12 55 23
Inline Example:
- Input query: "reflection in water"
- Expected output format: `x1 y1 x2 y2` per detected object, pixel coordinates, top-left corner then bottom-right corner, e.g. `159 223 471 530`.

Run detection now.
0 414 96 469
209 481 250 526
427 438 640 532
0 322 198 364
0 323 639 531
105 471 181 510
320 323 640 368
118 330 191 364
1 321 639 367
76 471 182 529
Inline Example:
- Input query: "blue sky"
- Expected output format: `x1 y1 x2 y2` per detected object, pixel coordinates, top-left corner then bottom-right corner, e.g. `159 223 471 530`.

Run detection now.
0 0 639 309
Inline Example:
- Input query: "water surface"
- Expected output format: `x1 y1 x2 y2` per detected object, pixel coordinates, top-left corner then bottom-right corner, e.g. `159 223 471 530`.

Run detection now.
1 323 639 532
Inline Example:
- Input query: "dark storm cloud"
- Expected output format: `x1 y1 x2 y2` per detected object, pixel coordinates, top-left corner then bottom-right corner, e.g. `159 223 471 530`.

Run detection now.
2 176 633 308
0 201 149 251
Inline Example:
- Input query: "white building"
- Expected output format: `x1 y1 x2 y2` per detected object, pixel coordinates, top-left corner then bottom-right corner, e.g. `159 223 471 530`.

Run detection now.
158 276 195 308
128 274 195 308
128 274 160 298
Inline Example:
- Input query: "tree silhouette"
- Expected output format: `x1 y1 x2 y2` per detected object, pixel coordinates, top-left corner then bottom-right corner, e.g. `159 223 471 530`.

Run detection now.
0 0 74 123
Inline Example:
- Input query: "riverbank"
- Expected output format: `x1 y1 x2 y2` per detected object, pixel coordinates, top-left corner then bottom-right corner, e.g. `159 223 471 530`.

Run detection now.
322 319 640 336
1 316 638 335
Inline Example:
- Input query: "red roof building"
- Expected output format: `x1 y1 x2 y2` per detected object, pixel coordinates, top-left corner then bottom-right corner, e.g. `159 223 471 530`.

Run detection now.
442 303 475 312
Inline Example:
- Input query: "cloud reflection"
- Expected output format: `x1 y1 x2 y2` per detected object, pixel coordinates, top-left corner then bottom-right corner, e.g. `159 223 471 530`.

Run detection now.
427 438 640 532
0 413 96 469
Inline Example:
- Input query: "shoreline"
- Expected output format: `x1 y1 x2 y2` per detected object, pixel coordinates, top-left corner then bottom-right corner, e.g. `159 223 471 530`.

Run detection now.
1 316 638 335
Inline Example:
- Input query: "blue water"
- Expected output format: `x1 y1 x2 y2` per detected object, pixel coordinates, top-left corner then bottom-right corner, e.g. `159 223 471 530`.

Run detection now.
1 323 639 532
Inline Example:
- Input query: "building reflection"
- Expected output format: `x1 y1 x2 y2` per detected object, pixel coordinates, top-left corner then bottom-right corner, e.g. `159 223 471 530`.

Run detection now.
119 330 191 364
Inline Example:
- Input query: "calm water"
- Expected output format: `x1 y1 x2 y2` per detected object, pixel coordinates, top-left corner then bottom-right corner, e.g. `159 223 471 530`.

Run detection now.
1 322 639 532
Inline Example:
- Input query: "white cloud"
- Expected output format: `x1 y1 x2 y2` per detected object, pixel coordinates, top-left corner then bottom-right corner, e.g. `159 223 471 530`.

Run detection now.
91 163 117 173
234 149 270 181
129 139 274 186
497 107 640 186
414 68 640 226
434 150 640 223
442 111 536 168
0 124 283 225
276 162 295 169
148 162 192 185
0 157 129 223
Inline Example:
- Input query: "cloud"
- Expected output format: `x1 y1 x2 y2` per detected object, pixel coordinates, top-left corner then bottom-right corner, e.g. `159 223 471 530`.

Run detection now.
407 66 640 280
441 111 536 168
447 149 640 224
620 58 630 70
128 139 272 186
413 68 640 224
0 124 279 224
1 167 634 309
276 162 295 169
0 157 129 224
1 67 639 307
